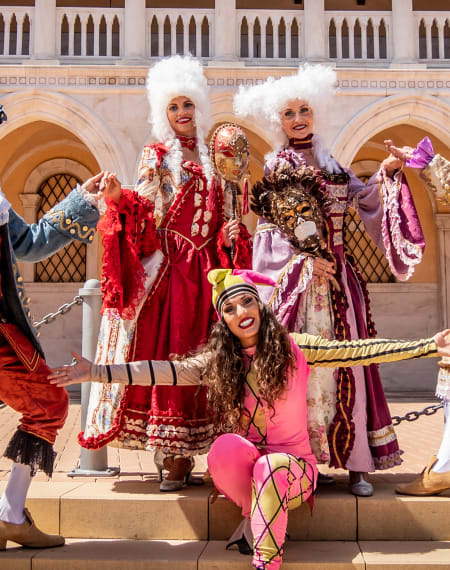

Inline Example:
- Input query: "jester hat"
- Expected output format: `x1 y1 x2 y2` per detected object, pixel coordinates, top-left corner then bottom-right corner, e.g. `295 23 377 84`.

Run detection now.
208 269 276 316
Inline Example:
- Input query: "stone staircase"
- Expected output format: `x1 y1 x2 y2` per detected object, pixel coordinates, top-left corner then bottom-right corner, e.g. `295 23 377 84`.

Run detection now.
1 476 450 569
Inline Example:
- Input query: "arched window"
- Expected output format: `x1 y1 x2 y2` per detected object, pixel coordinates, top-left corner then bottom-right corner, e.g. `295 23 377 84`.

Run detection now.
22 13 30 55
74 15 81 56
176 16 183 55
189 16 196 55
279 18 286 59
329 19 337 59
9 13 17 55
112 15 120 57
291 18 299 58
163 16 171 56
266 18 273 58
99 15 107 56
201 16 209 57
86 15 94 56
240 17 248 57
35 174 87 283
253 18 261 58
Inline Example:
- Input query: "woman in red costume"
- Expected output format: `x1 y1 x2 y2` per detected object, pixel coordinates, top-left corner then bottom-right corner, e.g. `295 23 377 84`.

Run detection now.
80 56 251 490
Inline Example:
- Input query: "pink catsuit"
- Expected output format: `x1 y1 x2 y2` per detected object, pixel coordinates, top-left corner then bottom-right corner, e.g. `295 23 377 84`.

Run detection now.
88 333 439 569
208 340 317 569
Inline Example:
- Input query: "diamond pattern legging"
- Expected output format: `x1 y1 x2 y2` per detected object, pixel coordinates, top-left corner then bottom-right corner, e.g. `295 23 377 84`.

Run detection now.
208 433 315 569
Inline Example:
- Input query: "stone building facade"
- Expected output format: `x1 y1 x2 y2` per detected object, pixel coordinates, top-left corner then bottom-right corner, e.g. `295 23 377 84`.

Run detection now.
0 0 449 394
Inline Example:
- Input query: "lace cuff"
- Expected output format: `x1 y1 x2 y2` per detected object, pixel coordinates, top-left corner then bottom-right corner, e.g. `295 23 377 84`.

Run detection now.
76 183 99 209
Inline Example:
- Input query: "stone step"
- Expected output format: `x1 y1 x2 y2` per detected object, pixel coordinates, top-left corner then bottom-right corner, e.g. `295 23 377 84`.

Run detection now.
1 479 448 543
2 540 450 569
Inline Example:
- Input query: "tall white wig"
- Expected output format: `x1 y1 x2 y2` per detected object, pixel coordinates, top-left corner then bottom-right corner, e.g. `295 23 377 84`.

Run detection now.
146 56 213 184
234 64 340 172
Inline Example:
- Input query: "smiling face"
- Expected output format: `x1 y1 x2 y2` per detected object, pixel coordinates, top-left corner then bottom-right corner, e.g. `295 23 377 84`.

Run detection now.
222 293 261 348
280 99 314 140
166 96 196 137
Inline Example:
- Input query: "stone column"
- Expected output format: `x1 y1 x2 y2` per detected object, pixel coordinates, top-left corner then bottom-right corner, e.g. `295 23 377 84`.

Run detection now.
33 0 57 60
436 214 450 329
214 0 238 60
19 194 41 282
303 0 327 61
123 0 147 62
391 0 416 64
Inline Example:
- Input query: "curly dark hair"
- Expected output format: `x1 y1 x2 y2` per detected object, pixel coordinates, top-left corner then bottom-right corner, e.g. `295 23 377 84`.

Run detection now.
202 303 296 432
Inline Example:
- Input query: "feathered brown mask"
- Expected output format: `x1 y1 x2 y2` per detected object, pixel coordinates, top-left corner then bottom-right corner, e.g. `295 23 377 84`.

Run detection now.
251 164 332 254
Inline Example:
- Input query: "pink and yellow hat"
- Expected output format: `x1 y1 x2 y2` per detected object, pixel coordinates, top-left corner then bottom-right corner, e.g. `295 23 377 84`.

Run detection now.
208 268 276 315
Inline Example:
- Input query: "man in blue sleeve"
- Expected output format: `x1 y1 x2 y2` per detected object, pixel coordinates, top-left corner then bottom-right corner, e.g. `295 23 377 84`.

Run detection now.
0 105 103 550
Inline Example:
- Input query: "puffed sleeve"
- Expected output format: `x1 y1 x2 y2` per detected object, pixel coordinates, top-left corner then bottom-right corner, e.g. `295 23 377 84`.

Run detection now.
98 145 164 319
90 353 207 386
347 166 425 282
291 332 438 368
253 220 313 330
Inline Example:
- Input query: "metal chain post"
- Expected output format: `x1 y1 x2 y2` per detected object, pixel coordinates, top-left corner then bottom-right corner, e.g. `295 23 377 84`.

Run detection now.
68 279 119 477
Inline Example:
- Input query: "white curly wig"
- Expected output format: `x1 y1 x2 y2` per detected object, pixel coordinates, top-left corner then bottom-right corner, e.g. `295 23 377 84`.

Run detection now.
147 55 213 184
234 64 340 172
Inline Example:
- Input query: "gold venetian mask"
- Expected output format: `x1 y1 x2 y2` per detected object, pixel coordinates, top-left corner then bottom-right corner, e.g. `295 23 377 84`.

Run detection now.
272 186 325 254
211 124 250 183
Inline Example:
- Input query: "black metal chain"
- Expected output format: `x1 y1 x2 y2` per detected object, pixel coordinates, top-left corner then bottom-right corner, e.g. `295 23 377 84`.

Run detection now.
391 403 444 426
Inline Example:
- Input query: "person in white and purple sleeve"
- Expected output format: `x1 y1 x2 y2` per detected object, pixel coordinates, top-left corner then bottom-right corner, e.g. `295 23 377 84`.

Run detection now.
396 146 450 497
234 64 435 497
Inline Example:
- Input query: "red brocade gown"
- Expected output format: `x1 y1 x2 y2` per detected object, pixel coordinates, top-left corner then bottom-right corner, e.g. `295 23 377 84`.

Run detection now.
80 143 251 455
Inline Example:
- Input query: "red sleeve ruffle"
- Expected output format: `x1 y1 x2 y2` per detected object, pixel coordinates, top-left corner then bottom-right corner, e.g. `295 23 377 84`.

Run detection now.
98 188 160 320
216 222 252 270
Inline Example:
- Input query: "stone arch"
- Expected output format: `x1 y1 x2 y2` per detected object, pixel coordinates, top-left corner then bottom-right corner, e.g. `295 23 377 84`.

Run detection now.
23 158 92 195
332 94 450 167
0 90 129 181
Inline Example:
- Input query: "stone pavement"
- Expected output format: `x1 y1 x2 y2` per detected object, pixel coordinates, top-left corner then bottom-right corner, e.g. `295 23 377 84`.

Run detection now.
0 400 445 483
1 400 449 569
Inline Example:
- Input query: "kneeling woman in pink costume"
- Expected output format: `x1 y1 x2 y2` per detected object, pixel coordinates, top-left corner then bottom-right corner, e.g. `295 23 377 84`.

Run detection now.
50 269 449 570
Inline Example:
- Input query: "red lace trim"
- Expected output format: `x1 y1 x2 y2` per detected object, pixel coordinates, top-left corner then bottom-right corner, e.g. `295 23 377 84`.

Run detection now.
216 222 252 269
98 189 161 320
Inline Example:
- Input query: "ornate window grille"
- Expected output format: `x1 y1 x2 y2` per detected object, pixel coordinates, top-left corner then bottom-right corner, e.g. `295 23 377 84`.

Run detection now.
35 174 87 283
344 175 395 283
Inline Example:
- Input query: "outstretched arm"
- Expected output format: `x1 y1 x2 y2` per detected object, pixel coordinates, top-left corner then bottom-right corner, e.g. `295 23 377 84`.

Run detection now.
292 331 450 368
49 352 205 387
9 173 102 262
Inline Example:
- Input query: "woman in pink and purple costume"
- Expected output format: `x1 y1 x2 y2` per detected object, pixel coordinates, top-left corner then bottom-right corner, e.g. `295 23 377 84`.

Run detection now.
234 65 434 496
